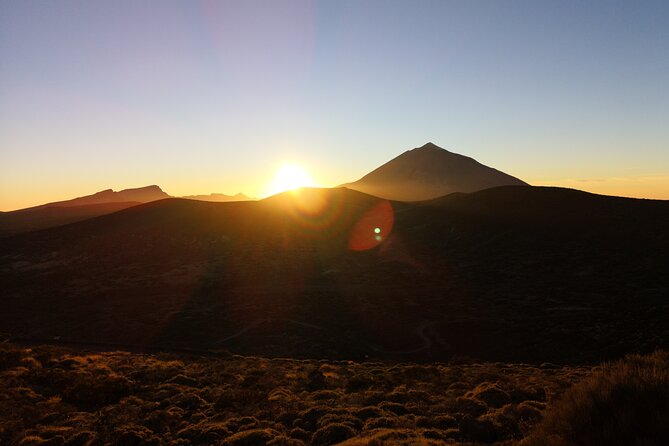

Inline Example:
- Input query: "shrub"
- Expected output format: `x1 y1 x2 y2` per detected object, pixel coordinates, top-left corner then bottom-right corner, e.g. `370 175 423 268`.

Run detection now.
288 427 310 441
18 436 47 445
317 413 360 430
420 428 459 441
311 423 357 446
296 407 329 431
166 374 200 387
63 431 96 446
110 424 162 446
312 390 341 401
432 415 458 429
377 402 409 415
353 406 385 421
62 373 133 409
0 348 24 370
523 351 669 446
458 415 499 443
465 383 511 408
266 435 305 446
176 422 231 443
364 417 399 430
451 396 487 416
345 375 373 392
222 428 278 445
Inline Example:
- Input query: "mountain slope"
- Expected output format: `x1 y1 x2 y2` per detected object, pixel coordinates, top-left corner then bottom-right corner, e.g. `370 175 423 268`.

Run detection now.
1 186 668 363
0 186 255 236
25 185 170 210
0 201 141 237
180 192 252 202
0 185 171 237
343 142 527 201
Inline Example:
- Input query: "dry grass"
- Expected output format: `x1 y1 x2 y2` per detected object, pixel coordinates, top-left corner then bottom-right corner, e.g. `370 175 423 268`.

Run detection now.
0 343 594 445
522 351 669 446
4 343 666 445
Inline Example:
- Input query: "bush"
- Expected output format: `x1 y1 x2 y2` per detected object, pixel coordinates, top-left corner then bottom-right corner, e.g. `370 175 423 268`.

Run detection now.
0 347 24 370
466 383 511 408
62 374 133 409
353 406 385 421
523 351 669 446
222 428 278 445
364 417 398 430
311 423 357 446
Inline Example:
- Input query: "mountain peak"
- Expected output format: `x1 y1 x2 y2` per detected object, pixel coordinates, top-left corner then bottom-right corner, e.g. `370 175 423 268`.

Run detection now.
409 142 455 156
342 142 527 201
416 142 441 150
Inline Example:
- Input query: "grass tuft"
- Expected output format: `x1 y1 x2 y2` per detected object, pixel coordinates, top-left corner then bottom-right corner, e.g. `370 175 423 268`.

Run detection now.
523 351 669 446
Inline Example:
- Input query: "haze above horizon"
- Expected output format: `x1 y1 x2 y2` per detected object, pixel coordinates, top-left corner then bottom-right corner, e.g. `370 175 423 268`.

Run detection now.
1 0 668 211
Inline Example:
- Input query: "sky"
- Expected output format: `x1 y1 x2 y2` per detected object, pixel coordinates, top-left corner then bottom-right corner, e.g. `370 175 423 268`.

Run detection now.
1 0 668 210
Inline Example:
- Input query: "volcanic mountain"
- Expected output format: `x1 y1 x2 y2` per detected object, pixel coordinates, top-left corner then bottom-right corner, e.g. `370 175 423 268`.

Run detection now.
342 142 528 201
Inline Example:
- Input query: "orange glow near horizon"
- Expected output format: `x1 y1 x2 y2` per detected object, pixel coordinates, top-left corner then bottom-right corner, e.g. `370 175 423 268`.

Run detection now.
1 172 669 212
265 164 317 197
531 175 669 200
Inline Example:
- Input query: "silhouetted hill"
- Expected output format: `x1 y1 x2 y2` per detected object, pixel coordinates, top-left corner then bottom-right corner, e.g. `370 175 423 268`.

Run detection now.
0 201 141 238
1 186 259 236
0 186 170 237
181 192 252 202
342 142 527 201
1 186 668 363
28 185 170 209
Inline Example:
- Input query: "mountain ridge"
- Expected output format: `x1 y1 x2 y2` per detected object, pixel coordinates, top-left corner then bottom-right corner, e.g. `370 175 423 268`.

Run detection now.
180 192 252 202
16 185 170 211
0 185 254 236
2 185 668 363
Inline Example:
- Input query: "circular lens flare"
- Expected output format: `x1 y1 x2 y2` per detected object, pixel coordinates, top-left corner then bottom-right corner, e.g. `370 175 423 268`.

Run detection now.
284 188 346 237
348 200 395 251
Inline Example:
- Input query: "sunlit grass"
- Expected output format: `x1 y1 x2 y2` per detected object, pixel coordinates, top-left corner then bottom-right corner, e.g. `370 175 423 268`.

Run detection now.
0 343 597 445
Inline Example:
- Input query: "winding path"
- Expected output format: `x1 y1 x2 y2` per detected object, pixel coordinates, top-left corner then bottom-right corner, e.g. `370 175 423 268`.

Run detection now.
366 321 451 355
213 318 325 345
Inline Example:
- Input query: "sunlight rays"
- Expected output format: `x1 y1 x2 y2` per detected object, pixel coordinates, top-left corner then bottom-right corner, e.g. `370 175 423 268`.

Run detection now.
266 164 317 196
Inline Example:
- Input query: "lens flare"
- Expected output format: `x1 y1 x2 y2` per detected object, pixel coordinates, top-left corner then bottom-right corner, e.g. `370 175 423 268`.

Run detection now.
284 188 346 237
348 200 394 251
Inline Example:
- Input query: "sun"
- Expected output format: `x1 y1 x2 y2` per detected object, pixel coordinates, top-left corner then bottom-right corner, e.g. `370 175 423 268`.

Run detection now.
266 164 316 196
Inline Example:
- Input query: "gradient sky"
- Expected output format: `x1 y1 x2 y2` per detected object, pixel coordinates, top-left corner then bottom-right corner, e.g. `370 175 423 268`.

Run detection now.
1 0 668 210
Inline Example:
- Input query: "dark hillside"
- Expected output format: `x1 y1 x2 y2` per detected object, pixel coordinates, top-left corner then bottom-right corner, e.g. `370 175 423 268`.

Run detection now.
1 186 668 363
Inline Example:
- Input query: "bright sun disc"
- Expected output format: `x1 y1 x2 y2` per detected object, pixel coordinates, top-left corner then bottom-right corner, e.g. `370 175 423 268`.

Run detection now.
267 164 316 196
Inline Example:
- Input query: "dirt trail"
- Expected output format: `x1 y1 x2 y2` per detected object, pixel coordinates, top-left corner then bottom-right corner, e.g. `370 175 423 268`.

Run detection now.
213 318 325 345
366 321 450 355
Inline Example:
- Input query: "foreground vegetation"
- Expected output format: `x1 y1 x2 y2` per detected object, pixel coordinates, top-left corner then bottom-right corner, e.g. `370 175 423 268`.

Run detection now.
523 351 669 446
1 343 666 445
0 342 582 445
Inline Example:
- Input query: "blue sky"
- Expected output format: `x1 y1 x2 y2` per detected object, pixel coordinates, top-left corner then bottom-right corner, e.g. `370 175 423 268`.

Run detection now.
1 0 668 209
